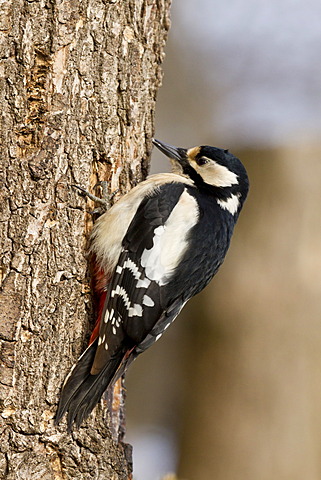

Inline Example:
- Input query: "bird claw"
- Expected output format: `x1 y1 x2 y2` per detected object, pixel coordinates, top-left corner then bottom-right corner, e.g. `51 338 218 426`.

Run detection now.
71 182 119 214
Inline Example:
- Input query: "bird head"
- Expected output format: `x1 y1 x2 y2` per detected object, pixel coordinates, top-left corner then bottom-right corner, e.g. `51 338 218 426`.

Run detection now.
152 139 249 214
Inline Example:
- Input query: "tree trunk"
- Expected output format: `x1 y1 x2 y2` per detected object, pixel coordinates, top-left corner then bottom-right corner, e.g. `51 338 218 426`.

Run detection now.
0 1 171 478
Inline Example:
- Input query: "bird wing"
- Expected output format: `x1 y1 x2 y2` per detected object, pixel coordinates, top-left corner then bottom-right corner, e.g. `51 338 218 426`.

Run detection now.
91 181 200 374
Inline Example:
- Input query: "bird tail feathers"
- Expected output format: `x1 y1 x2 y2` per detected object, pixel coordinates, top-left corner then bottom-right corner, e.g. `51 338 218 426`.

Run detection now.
55 338 125 430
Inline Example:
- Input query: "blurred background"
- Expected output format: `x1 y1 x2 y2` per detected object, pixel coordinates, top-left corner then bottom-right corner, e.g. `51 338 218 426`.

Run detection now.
125 1 321 479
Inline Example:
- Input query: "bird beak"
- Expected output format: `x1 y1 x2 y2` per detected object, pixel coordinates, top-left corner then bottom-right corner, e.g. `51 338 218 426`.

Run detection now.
152 139 187 164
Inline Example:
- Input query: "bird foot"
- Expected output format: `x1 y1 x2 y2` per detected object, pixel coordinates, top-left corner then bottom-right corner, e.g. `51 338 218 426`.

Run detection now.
72 181 119 215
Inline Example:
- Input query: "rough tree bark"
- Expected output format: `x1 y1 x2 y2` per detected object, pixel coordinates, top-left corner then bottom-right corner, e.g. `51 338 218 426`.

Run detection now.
0 1 171 478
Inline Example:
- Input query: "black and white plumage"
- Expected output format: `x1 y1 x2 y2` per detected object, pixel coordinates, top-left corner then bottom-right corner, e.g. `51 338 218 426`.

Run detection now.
56 139 249 429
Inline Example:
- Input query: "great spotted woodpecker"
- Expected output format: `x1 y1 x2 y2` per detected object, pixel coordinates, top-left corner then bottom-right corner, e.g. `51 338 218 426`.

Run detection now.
55 139 249 429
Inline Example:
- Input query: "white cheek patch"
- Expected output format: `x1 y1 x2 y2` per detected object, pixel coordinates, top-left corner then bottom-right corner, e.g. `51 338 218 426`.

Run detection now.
217 194 240 215
197 159 239 187
140 189 199 285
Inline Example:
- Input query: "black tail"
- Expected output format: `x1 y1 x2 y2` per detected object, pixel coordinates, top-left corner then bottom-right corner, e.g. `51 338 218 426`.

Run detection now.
55 338 125 430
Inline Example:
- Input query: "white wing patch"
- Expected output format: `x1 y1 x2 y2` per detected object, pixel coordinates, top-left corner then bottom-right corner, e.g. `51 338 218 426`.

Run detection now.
99 254 156 347
140 189 199 285
143 295 155 307
217 193 240 215
98 323 109 350
136 277 151 288
128 304 143 317
123 258 141 280
111 285 131 309
117 256 151 288
91 173 194 273
111 285 143 318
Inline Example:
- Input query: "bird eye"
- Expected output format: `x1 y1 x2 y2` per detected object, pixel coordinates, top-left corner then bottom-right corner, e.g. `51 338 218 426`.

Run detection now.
196 157 209 166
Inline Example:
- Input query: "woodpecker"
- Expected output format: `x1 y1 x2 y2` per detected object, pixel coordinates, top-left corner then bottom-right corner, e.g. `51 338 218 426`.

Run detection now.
55 139 249 429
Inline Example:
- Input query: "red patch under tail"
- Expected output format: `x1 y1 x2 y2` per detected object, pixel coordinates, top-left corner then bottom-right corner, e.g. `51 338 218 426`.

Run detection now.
89 255 111 345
